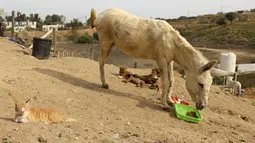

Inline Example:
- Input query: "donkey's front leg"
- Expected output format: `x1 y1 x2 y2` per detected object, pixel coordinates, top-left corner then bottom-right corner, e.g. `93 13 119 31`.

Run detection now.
167 61 175 106
157 61 170 109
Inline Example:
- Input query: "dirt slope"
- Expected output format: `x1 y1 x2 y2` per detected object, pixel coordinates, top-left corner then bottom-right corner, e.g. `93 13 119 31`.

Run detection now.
0 37 255 143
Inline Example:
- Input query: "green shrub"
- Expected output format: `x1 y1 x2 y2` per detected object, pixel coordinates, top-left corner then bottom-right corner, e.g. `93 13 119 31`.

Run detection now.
93 32 99 41
216 17 227 25
77 35 92 44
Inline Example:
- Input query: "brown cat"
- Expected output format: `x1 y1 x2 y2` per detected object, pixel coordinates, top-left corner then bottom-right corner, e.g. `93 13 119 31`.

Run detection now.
9 92 76 124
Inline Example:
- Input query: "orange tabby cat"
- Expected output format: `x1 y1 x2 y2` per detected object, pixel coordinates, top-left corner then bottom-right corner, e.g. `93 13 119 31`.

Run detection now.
9 92 76 124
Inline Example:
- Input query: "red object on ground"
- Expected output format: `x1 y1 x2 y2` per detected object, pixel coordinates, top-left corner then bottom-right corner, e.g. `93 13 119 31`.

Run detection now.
170 93 190 105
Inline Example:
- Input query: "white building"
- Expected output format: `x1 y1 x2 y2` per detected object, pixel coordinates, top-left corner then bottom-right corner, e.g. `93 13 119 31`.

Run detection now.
4 21 37 29
42 24 65 31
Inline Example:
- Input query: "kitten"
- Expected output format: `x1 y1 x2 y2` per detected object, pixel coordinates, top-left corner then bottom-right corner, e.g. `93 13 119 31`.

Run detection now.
9 92 76 124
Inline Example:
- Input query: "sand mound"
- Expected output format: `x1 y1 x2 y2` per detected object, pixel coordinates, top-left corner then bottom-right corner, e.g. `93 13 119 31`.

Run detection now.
0 37 254 143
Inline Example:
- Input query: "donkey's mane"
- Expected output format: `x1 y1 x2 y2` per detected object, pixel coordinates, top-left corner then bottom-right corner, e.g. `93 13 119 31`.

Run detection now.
172 29 209 71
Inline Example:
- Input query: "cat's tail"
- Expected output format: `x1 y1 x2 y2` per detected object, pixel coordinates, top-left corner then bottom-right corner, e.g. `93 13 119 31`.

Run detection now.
65 118 77 122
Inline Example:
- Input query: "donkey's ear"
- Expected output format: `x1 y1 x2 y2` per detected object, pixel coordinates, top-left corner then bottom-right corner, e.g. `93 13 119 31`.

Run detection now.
199 60 218 73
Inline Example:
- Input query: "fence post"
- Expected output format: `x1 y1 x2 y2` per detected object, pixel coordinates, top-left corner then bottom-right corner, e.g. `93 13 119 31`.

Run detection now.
234 65 239 81
91 38 94 60
53 28 56 56
223 76 226 89
134 62 137 68
11 11 15 38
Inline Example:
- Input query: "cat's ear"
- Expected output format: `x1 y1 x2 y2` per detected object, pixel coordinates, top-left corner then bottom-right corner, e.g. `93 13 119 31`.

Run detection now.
25 99 30 104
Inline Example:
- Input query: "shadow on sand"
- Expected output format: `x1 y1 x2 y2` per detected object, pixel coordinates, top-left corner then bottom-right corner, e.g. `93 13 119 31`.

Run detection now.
33 68 175 116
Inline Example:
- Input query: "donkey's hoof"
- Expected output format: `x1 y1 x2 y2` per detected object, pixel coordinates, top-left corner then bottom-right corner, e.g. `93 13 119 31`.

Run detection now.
166 100 174 107
162 106 172 112
102 83 109 89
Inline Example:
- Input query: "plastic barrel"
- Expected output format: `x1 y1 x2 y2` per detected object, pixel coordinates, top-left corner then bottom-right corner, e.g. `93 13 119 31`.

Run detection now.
32 37 52 60
219 52 236 72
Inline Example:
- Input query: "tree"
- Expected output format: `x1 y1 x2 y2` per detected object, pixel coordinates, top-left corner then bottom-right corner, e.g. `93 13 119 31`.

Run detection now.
0 16 5 22
27 13 43 29
5 16 12 22
59 15 66 24
178 16 187 20
30 14 34 21
43 14 66 25
225 12 237 24
70 18 83 29
66 18 83 29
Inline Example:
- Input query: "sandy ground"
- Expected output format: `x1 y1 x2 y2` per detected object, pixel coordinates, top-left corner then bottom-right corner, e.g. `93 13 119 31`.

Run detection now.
0 37 255 143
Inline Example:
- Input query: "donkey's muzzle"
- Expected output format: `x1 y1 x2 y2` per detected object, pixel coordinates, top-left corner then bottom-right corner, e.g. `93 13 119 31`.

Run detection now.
196 102 205 110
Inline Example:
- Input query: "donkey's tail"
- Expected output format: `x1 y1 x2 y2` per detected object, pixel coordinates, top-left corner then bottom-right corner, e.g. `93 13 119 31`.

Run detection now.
90 8 96 28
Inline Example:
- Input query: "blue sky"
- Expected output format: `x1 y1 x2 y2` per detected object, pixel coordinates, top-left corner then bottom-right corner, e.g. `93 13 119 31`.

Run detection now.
0 0 254 22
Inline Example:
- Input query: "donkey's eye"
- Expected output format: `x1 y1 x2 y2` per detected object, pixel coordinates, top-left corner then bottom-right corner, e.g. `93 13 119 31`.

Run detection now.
198 83 204 88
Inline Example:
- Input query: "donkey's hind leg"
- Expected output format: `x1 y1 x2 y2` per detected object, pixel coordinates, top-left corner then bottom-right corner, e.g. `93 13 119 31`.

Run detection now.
99 41 114 89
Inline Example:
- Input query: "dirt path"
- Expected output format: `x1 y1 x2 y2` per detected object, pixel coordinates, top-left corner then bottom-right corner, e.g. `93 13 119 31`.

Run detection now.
197 47 255 64
0 38 255 143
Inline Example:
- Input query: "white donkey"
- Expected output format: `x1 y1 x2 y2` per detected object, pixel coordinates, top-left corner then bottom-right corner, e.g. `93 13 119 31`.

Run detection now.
89 8 234 110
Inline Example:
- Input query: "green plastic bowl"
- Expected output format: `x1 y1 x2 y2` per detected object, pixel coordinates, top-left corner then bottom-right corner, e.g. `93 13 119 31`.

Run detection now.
174 103 202 123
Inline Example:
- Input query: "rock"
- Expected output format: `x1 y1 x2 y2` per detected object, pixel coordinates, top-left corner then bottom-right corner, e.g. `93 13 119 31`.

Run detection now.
13 128 19 131
75 137 79 140
100 138 116 143
38 135 47 142
99 131 104 134
240 139 246 142
126 122 131 126
240 115 250 122
58 133 62 137
112 133 119 139
132 133 140 137
231 132 238 135
121 133 130 139
228 110 234 115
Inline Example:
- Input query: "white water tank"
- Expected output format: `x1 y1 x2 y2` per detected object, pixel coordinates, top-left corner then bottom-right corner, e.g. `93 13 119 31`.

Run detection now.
219 52 236 72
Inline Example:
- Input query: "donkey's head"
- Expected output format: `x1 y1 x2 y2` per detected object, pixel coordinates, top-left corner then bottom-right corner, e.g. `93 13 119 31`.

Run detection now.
185 60 218 110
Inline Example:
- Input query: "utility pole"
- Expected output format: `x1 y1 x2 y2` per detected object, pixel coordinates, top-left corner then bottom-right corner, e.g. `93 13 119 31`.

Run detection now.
187 11 190 17
11 11 15 38
221 5 223 13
